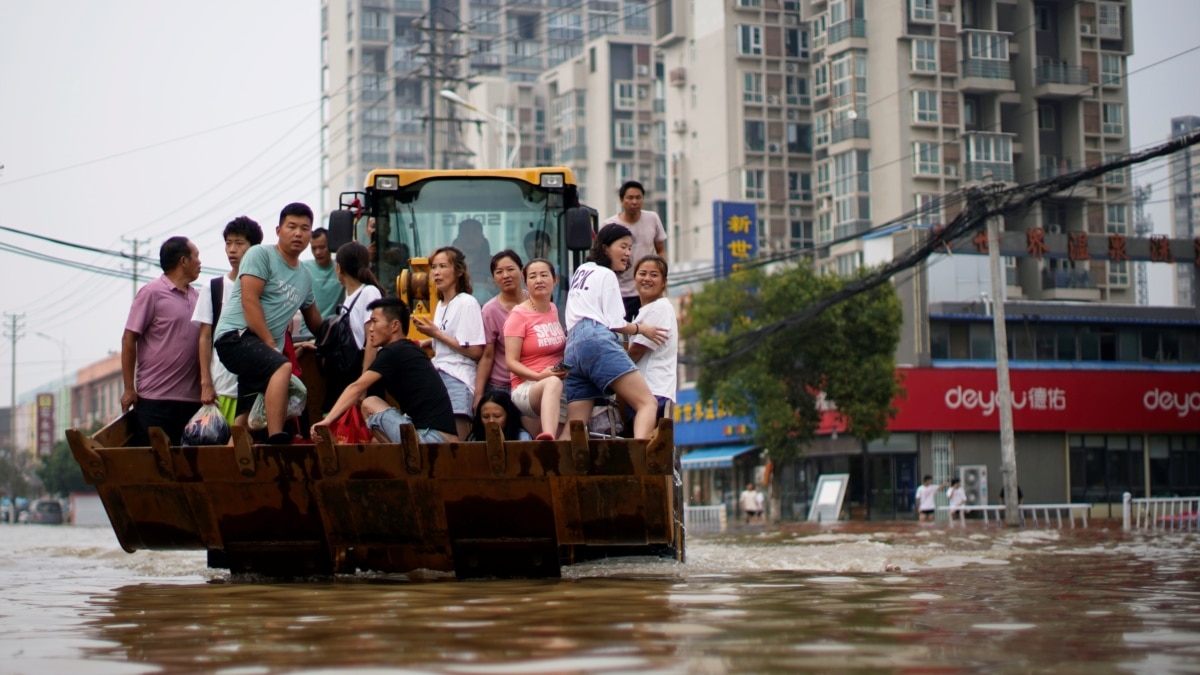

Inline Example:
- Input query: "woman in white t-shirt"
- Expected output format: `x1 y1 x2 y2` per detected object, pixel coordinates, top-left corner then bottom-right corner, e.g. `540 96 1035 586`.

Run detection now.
626 255 677 419
504 258 567 440
563 224 669 440
413 246 486 440
319 241 383 412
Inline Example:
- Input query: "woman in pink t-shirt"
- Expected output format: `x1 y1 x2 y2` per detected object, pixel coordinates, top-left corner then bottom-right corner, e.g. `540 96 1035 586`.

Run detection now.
504 259 567 440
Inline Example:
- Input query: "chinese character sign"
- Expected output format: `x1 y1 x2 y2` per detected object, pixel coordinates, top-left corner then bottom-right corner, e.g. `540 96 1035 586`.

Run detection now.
713 201 757 277
36 393 55 457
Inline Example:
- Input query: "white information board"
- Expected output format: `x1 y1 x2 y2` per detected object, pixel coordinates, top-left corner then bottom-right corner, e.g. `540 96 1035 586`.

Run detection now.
806 473 850 523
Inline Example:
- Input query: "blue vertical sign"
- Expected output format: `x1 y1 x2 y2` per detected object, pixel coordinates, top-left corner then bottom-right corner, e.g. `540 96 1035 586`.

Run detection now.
713 201 757 277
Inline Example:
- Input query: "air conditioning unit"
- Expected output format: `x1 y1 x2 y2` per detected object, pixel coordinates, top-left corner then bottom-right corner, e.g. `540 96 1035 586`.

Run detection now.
669 67 687 87
786 62 799 73
637 64 649 76
637 88 647 99
1081 23 1093 34
787 109 798 120
939 11 954 23
767 94 778 104
959 465 988 506
768 142 782 153
672 119 688 133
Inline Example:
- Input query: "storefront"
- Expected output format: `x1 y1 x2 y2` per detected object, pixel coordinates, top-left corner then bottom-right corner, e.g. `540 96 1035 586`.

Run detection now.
673 387 761 515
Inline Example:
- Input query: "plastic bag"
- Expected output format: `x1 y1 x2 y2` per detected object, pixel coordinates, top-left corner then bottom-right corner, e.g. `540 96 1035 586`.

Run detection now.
330 406 371 444
181 404 231 446
248 375 308 431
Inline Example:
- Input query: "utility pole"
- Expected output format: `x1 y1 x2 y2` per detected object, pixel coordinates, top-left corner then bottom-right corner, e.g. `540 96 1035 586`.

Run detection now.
3 313 24 457
984 203 1020 527
121 236 151 301
1133 184 1154 306
416 11 469 170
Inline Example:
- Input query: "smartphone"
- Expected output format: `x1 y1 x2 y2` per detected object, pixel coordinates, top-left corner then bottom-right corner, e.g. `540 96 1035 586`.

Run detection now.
552 361 570 372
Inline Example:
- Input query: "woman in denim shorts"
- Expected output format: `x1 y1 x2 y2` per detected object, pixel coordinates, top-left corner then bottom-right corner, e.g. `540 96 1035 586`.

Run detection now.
562 224 669 439
413 246 486 441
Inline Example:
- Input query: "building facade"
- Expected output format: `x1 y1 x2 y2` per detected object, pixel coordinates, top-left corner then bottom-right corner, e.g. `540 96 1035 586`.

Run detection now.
1169 115 1200 307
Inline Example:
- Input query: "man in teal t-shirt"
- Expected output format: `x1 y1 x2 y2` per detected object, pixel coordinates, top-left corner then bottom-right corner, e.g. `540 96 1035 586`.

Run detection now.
304 227 343 319
214 202 324 444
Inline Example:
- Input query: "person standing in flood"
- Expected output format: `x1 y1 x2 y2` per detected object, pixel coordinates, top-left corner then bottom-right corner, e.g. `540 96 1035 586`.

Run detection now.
602 181 666 321
915 475 939 522
121 236 203 445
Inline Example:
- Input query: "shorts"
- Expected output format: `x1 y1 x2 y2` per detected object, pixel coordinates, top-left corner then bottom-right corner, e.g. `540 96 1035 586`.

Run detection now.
214 330 291 415
438 371 473 418
920 509 936 515
132 398 201 446
215 395 238 427
563 319 638 403
511 380 568 423
366 408 452 444
621 295 641 323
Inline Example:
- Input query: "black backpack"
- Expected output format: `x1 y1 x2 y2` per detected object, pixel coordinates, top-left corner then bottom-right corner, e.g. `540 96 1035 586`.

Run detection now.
316 291 364 377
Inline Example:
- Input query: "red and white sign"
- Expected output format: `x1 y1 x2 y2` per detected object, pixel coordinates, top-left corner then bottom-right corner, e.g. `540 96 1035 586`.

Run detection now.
889 368 1200 432
36 393 55 456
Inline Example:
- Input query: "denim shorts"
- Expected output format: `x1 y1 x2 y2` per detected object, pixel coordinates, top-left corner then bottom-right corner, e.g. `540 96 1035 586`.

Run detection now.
366 408 451 444
563 319 638 403
439 371 473 418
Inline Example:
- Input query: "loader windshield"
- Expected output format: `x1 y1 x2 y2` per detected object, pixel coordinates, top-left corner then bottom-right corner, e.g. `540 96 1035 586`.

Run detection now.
374 177 565 302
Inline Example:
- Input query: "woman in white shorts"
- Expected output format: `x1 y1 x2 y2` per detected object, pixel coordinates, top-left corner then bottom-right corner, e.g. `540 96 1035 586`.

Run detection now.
413 246 485 441
504 258 567 441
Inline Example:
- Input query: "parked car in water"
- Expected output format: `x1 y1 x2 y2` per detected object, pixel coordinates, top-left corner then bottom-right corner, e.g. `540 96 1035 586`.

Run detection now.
26 499 64 525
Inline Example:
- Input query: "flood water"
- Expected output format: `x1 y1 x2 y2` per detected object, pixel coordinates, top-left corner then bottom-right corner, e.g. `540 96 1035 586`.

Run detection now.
2 521 1198 674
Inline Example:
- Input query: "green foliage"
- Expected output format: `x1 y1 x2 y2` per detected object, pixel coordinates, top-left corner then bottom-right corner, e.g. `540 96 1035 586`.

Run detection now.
683 261 903 462
36 440 92 497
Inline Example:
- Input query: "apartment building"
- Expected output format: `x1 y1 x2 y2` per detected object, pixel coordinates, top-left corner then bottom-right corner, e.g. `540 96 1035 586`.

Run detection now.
1169 115 1200 307
320 0 657 214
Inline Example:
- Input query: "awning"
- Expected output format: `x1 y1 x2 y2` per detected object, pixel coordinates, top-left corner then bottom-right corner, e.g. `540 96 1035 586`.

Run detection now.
680 445 759 470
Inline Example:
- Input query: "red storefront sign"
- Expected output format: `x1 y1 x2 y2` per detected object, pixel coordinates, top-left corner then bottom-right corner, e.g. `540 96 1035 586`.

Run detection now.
36 393 55 456
889 368 1200 433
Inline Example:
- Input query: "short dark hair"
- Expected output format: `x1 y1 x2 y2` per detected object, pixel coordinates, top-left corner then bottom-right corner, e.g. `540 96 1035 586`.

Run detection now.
618 180 645 199
367 297 410 334
589 223 632 268
923 475 933 482
311 227 328 240
279 202 314 225
490 249 524 274
159 236 192 272
950 478 961 486
223 216 263 245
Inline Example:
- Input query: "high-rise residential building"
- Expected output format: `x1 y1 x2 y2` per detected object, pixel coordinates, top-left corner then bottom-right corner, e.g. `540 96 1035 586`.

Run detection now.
319 0 657 214
1169 115 1200 307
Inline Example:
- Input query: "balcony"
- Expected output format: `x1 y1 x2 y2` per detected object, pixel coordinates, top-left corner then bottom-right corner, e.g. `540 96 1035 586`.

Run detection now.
1038 157 1074 180
361 26 390 42
362 0 390 7
361 89 389 102
830 118 870 144
471 53 502 68
1042 265 1101 302
834 219 871 240
507 54 543 69
827 19 866 45
547 27 584 42
961 59 1015 92
1035 61 1089 98
964 161 1014 182
395 0 424 11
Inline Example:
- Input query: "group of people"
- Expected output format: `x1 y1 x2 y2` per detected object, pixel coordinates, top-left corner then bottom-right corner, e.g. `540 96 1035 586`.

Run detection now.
119 180 677 447
914 475 967 521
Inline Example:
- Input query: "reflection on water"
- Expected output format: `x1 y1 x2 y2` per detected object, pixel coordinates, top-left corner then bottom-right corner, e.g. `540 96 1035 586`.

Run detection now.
2 522 1199 673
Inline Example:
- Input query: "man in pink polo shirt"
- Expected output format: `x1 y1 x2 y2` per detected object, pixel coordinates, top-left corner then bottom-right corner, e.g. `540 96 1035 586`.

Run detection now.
121 236 203 445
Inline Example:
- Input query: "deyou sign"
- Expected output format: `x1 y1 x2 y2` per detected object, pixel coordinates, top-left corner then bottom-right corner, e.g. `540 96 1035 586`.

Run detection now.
890 368 1200 432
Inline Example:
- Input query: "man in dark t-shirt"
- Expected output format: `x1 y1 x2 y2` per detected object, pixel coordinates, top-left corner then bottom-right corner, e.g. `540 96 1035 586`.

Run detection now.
312 297 457 442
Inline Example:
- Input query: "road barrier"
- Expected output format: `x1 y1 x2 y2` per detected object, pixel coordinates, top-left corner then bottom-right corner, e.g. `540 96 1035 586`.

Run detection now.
938 503 1091 528
685 505 727 533
1122 493 1200 531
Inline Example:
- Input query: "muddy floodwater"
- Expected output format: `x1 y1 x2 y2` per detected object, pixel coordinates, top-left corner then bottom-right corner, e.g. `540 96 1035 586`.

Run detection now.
2 521 1198 674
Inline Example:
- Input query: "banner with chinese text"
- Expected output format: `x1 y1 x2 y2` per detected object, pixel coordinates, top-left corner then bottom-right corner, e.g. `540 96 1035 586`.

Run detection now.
36 393 55 456
712 201 757 277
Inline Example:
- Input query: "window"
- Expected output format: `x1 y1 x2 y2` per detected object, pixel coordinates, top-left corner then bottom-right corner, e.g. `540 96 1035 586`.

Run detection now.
786 76 809 105
913 90 939 123
813 64 829 98
913 142 941 176
615 121 636 149
814 112 830 146
836 251 862 275
788 172 812 201
1036 6 1052 31
1103 103 1124 135
967 32 1009 61
914 193 941 223
743 169 766 199
615 82 635 109
1038 103 1057 130
1106 203 1127 234
744 120 765 152
784 28 807 59
790 220 814 249
910 0 935 22
911 39 937 72
1100 53 1122 85
787 123 812 153
743 72 763 103
1105 153 1126 185
737 25 763 55
1098 3 1122 39
624 0 650 33
830 50 867 113
1108 260 1129 286
966 134 1012 163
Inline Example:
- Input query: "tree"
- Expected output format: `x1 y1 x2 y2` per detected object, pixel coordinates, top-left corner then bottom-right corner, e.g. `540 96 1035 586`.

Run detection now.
36 439 92 497
0 447 32 499
682 261 903 463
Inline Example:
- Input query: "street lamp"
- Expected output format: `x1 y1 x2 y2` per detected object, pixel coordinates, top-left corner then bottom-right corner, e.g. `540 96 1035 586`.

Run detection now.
439 89 521 169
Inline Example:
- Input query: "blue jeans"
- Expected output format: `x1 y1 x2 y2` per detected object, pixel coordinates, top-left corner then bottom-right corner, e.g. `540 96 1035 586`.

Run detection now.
366 408 451 444
563 319 638 403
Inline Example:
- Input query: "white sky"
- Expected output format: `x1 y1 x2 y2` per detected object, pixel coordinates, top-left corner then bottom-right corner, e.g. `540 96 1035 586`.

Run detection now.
1 0 1199 405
